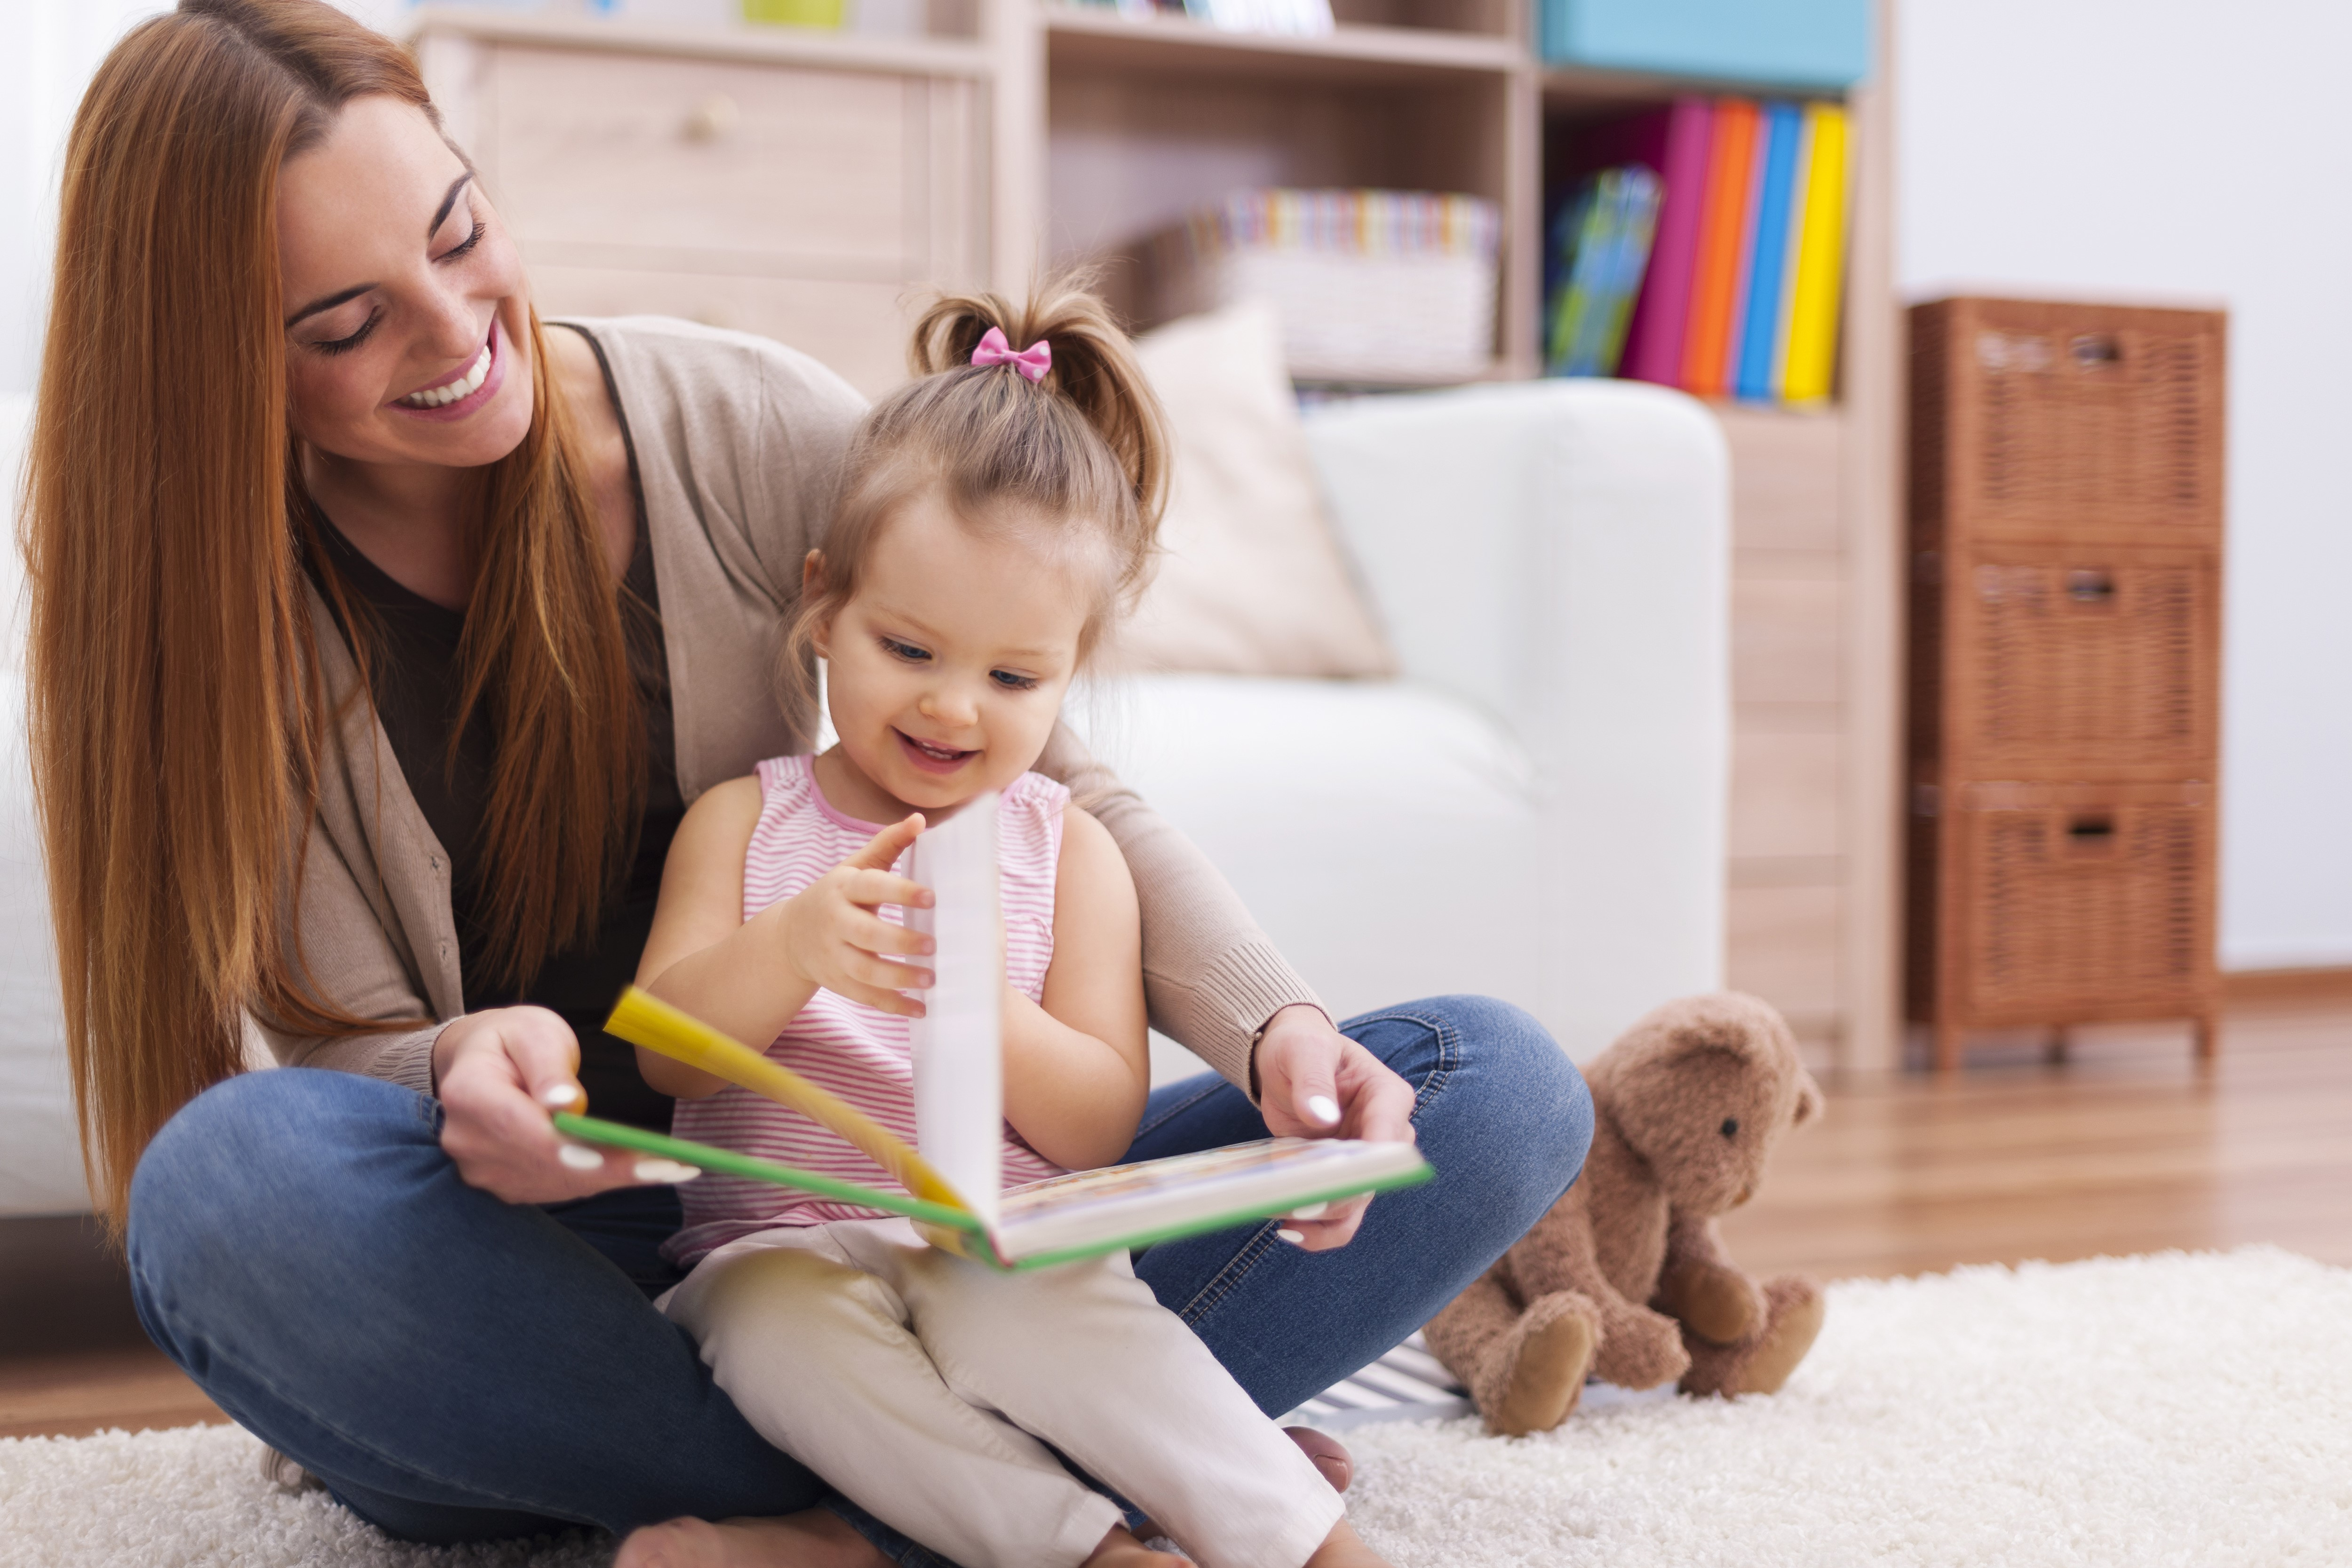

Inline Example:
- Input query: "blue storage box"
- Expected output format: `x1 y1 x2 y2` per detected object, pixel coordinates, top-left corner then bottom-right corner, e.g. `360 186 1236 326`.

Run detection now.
1540 0 1872 90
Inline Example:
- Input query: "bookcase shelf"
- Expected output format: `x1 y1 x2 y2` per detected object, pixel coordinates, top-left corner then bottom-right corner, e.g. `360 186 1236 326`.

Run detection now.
1042 7 1522 81
409 0 1900 1074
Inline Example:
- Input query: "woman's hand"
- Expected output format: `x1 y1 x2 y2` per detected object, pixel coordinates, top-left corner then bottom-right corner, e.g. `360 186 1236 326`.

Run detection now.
770 813 936 1017
1255 1003 1417 1252
433 1005 672 1203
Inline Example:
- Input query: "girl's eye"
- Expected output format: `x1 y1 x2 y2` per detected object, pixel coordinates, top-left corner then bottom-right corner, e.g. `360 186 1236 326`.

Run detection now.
880 637 930 664
436 219 487 265
311 310 381 356
990 670 1040 691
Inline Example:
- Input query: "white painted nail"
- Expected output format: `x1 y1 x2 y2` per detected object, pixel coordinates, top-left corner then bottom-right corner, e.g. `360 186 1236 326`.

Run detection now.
541 1083 581 1109
1304 1095 1341 1126
1287 1202 1331 1220
1277 1228 1308 1246
634 1159 701 1184
556 1142 604 1171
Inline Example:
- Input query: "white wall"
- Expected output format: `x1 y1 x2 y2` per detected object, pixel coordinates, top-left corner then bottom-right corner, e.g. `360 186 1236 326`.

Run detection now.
1897 0 2352 971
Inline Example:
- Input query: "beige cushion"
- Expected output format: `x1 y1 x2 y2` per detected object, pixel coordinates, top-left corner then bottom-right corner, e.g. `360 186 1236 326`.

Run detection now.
1118 302 1396 678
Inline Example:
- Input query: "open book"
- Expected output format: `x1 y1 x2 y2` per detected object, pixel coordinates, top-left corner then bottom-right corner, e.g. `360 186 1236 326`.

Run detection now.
556 795 1430 1270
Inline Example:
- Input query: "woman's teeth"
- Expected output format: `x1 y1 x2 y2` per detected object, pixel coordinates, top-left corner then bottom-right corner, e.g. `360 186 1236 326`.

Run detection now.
399 342 492 408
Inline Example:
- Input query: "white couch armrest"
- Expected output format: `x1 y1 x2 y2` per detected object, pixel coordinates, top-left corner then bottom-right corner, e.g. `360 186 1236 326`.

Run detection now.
1302 380 1730 1055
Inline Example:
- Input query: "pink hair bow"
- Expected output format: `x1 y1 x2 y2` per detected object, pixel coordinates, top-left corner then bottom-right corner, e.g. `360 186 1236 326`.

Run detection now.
971 326 1051 382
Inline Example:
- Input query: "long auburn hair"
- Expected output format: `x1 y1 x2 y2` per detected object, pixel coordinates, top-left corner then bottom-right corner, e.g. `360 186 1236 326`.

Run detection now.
785 280 1170 706
22 0 644 1230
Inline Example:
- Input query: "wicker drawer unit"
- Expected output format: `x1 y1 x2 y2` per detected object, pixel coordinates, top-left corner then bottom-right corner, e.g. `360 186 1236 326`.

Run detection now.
1905 298 2225 1069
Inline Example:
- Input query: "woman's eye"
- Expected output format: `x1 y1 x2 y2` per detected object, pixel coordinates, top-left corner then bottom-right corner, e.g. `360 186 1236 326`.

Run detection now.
990 670 1040 691
880 637 930 664
436 219 487 265
310 310 381 356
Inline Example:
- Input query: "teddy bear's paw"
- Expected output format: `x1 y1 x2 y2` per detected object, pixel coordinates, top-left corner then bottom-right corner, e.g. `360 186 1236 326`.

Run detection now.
1656 1259 1766 1346
1724 1276 1825 1395
1477 1291 1600 1437
1591 1307 1692 1393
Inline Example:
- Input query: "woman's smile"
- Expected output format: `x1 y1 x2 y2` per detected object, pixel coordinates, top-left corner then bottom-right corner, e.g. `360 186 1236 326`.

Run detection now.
390 318 504 422
895 727 978 774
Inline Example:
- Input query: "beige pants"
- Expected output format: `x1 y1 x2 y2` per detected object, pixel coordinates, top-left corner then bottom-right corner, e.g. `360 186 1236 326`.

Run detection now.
660 1218 1344 1568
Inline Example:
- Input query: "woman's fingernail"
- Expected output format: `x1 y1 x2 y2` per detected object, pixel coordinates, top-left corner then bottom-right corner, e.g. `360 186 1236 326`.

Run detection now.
1277 1228 1308 1246
634 1159 700 1183
1304 1095 1341 1126
556 1143 604 1171
1288 1202 1331 1220
541 1083 581 1109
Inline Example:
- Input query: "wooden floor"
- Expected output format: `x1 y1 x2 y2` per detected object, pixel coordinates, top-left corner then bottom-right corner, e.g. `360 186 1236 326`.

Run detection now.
4 998 2347 1442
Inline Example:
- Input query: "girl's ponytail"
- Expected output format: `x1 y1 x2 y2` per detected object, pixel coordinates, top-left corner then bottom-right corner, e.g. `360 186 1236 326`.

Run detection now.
908 279 1169 529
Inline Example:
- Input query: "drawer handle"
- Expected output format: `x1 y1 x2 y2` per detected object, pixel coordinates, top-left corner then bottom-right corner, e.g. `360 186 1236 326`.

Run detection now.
2066 815 2116 848
2070 333 2122 369
2066 569 2115 604
683 93 740 143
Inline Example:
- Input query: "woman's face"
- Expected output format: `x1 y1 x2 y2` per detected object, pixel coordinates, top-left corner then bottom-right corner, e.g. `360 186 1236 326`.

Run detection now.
277 95 533 470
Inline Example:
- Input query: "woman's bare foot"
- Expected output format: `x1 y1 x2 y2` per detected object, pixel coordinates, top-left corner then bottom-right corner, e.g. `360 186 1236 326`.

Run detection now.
1303 1519 1391 1568
1081 1524 1192 1567
614 1507 890 1568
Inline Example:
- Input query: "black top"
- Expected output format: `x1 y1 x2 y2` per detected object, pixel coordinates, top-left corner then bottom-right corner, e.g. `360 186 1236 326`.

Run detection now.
304 324 682 1130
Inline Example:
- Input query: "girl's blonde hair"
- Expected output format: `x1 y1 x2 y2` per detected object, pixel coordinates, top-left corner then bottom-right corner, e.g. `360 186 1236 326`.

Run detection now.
785 279 1169 724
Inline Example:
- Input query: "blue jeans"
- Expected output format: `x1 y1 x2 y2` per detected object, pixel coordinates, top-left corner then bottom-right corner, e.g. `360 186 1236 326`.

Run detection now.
127 996 1589 1559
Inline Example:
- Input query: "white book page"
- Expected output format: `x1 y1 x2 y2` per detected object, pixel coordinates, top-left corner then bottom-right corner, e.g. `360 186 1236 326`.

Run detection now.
905 794 1003 1230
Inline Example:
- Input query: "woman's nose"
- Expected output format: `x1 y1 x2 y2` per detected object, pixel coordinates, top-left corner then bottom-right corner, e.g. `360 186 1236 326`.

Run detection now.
417 276 490 361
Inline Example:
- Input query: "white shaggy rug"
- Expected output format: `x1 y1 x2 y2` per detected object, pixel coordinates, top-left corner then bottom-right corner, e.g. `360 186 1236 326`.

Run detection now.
5 1248 2349 1567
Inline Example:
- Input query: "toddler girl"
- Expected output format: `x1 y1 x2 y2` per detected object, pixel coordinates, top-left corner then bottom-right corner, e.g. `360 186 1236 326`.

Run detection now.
632 285 1390 1568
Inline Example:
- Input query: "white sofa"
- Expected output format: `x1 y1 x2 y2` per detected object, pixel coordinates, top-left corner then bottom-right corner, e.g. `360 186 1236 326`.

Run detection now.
0 378 1727 1216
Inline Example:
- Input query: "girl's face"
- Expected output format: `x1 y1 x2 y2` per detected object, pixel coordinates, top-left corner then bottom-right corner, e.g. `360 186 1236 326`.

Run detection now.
814 496 1094 819
276 95 534 471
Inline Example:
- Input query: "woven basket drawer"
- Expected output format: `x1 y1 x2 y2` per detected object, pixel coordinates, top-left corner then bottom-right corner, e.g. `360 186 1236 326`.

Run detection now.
1947 545 2218 772
1948 781 2212 1018
1910 299 2224 543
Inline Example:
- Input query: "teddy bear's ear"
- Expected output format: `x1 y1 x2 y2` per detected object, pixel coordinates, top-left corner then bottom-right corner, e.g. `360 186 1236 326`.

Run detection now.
1791 1070 1825 1126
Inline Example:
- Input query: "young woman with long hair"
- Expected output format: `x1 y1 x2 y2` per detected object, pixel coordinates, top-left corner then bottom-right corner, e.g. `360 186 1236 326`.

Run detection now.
22 2 1590 1562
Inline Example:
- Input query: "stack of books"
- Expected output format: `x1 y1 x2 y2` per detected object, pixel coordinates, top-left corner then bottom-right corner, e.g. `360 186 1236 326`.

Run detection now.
1143 190 1503 383
1550 95 1850 404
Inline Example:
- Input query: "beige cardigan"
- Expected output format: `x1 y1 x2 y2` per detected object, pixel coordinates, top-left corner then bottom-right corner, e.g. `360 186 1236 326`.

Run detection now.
264 317 1316 1097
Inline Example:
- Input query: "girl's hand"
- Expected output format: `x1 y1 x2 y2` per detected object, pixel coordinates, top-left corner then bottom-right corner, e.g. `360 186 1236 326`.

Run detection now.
773 813 937 1016
1255 1003 1418 1252
433 1005 673 1203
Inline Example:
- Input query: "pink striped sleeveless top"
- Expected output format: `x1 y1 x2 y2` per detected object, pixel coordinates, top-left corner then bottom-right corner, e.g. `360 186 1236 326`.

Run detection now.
664 755 1070 1266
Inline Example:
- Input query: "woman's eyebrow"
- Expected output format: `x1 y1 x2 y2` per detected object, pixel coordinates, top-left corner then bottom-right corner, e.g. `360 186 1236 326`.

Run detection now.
427 172 475 239
284 174 476 328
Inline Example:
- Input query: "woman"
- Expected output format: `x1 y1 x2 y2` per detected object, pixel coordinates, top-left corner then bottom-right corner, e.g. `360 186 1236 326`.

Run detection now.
23 3 1590 1565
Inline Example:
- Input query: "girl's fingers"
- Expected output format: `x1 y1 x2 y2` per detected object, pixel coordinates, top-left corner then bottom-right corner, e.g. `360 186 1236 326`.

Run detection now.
845 950 933 993
844 869 933 914
843 813 927 872
833 979 928 1018
846 909 933 957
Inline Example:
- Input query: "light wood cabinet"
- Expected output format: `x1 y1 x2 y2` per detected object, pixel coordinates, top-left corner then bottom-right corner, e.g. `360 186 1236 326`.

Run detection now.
408 0 1902 1073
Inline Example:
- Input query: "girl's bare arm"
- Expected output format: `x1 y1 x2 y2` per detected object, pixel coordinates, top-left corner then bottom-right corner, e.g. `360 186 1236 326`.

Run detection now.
1002 805 1150 1170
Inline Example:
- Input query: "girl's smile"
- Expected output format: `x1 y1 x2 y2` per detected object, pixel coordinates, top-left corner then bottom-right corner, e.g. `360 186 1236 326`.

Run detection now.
389 318 506 422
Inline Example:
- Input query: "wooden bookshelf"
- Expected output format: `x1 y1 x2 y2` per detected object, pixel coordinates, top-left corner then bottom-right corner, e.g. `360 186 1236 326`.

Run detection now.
408 0 1902 1074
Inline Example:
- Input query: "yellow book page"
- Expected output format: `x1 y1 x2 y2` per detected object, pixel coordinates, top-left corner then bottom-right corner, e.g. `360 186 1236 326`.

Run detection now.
604 987 971 1213
1783 103 1850 406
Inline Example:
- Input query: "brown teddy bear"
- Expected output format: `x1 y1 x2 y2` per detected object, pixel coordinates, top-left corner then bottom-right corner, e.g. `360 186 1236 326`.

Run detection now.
1423 992 1826 1436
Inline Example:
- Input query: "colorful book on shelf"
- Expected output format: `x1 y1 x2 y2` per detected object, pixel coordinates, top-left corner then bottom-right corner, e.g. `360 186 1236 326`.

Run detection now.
1544 166 1662 377
559 808 1430 1272
1780 100 1850 404
1733 100 1803 400
1680 96 1757 398
1616 97 1713 389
